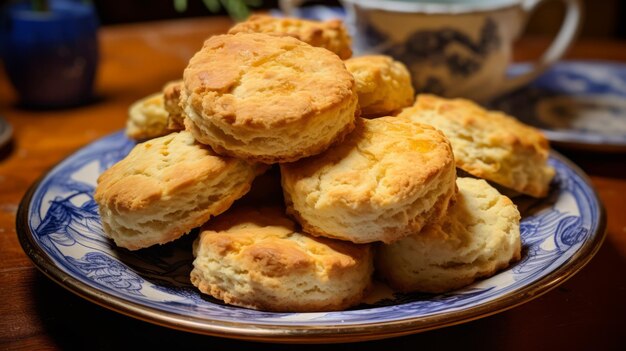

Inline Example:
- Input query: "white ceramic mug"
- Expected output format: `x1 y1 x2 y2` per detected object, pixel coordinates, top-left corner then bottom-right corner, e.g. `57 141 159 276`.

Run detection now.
279 0 582 102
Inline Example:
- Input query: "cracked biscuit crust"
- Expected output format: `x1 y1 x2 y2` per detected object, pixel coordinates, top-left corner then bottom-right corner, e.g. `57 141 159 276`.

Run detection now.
228 15 352 59
182 33 358 164
280 117 457 244
94 131 266 250
399 94 555 197
190 206 373 312
376 177 521 293
345 55 415 118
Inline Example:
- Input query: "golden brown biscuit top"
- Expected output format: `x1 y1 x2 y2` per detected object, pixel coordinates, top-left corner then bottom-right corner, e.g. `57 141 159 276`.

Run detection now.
196 207 369 278
228 15 352 59
405 94 550 156
345 55 409 94
281 117 454 208
95 131 242 212
183 33 355 128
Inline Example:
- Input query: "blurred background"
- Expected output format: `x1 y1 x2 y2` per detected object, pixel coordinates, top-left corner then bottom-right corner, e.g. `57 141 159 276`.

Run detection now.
1 0 623 109
0 0 624 38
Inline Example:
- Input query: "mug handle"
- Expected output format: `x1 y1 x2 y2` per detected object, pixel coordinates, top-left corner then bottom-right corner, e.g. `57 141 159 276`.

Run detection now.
496 0 583 96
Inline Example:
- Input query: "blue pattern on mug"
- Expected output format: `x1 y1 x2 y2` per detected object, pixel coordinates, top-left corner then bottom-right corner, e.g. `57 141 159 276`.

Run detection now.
381 17 501 93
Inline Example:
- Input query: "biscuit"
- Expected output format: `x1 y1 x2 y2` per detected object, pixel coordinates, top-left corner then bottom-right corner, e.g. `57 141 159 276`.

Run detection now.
125 93 171 141
162 80 185 131
228 15 352 59
182 33 358 164
345 55 415 118
94 131 266 250
280 117 457 244
398 94 555 197
190 206 373 312
376 177 521 293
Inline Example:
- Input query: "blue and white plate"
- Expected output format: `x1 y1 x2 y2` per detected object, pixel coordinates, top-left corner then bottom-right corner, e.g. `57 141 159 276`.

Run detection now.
17 132 605 343
492 60 626 152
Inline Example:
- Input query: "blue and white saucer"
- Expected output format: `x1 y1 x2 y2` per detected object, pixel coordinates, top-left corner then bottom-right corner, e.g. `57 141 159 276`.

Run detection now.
492 61 626 152
17 132 605 342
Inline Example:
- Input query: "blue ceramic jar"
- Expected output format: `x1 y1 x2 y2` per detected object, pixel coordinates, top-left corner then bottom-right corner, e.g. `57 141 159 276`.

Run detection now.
1 0 99 108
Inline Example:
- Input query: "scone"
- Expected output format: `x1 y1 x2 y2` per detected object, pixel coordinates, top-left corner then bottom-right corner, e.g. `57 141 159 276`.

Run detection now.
280 117 457 244
94 131 265 250
190 206 373 312
228 15 352 59
162 80 185 131
345 55 415 118
125 93 171 141
376 177 521 293
182 32 358 164
399 94 555 197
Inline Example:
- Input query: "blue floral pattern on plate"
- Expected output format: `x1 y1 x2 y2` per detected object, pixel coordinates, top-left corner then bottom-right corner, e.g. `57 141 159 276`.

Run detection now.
19 131 604 337
492 60 626 150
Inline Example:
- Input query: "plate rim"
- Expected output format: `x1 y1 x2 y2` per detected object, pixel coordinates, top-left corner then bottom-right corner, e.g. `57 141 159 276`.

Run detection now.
16 147 607 343
506 59 626 153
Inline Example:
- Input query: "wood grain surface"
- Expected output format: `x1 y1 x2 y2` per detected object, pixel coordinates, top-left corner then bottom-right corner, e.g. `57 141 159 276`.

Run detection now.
0 17 625 350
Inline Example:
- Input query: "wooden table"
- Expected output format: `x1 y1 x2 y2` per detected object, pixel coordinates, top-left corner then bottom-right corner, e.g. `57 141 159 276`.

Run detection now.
0 17 624 350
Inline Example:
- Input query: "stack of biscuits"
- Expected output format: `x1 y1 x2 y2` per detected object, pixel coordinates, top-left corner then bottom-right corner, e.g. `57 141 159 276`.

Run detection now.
97 15 555 312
